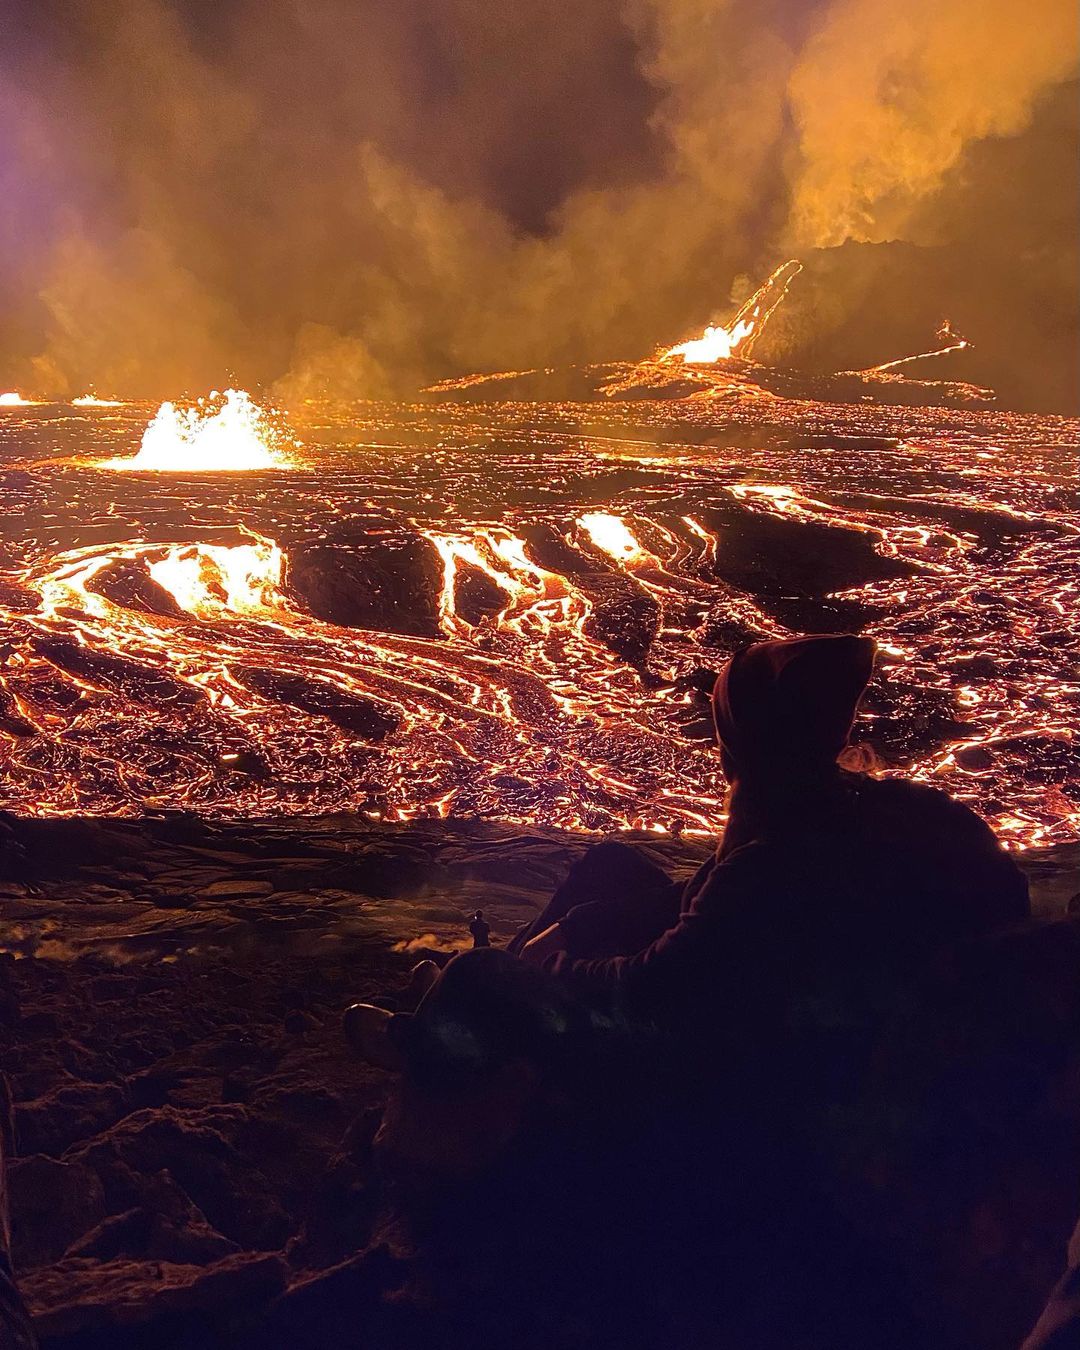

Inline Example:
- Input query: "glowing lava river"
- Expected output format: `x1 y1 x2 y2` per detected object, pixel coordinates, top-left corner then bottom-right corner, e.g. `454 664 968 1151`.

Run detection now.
0 386 1077 849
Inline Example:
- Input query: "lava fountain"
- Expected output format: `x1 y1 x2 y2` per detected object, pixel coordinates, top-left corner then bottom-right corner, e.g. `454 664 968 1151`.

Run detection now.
663 259 803 364
104 389 293 471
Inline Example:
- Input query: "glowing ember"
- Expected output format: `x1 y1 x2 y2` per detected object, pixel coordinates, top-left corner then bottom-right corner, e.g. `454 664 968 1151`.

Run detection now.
663 259 803 365
0 392 31 407
105 389 292 472
73 394 124 408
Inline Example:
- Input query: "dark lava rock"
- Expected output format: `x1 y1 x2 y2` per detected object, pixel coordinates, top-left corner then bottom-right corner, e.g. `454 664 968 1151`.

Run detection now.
287 534 444 638
23 1250 288 1341
0 688 35 737
230 666 399 741
347 842 438 897
282 1009 319 1035
9 1154 108 1267
87 559 188 618
68 1106 291 1250
31 636 204 707
583 575 660 663
254 1245 405 1349
700 498 911 597
16 1081 130 1156
0 581 40 613
65 1195 239 1265
0 812 27 866
954 745 995 772
519 524 659 662
454 563 509 625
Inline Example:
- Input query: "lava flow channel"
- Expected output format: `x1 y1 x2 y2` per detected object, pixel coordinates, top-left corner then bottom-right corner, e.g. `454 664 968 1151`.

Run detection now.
0 390 1076 846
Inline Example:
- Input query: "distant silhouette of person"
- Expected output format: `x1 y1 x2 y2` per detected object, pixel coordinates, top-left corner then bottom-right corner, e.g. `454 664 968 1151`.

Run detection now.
469 910 491 948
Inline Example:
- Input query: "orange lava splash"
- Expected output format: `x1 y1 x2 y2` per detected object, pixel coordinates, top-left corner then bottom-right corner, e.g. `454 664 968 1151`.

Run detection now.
104 389 293 472
865 320 972 375
148 537 287 619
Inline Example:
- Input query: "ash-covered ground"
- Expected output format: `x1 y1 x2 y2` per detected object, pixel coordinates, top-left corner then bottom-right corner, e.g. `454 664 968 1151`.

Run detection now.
0 388 1077 848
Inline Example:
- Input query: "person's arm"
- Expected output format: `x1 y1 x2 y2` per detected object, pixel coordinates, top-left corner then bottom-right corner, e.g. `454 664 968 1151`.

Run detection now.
545 843 772 1017
520 923 567 965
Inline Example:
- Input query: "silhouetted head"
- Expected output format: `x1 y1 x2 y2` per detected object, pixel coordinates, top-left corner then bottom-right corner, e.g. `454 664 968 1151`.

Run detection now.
472 910 484 921
712 634 876 785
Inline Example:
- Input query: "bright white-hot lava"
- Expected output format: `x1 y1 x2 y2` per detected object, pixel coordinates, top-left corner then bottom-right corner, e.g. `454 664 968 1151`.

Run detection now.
0 392 31 407
663 259 803 366
105 389 292 472
665 319 756 364
578 513 655 565
148 539 287 618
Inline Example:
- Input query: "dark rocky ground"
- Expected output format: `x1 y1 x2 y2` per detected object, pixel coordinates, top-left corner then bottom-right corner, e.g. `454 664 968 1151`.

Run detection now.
1 810 1079 1349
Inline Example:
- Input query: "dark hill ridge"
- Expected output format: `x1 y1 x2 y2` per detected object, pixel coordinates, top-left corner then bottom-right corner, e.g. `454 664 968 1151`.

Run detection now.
0 810 1078 1348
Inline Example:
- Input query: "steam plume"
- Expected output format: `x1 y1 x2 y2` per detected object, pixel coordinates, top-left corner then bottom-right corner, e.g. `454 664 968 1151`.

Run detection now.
0 0 1075 409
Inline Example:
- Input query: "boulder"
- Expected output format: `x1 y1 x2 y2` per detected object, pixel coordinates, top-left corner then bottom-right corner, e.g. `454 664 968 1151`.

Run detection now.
87 559 187 618
454 563 509 625
65 1180 239 1264
16 1081 129 1157
230 666 399 741
66 1106 290 1250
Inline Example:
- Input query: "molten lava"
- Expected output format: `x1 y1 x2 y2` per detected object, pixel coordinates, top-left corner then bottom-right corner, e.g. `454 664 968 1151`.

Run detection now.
0 392 32 407
578 513 656 566
0 379 1076 848
663 259 803 365
864 320 973 375
105 389 292 472
148 538 287 619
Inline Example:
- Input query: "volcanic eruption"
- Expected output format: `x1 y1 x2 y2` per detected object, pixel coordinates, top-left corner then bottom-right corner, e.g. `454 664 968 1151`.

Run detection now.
104 390 293 472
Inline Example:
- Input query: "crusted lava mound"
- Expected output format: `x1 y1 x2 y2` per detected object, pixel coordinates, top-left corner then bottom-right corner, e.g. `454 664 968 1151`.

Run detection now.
287 535 444 638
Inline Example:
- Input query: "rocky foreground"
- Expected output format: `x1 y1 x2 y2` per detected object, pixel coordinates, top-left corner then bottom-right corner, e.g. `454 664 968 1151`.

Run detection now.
1 811 1079 1349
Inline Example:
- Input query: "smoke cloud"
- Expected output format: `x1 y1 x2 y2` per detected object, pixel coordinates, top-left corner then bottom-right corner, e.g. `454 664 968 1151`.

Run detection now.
0 0 1076 409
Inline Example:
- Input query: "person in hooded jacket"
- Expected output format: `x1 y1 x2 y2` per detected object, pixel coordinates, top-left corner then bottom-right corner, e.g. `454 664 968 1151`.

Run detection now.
514 633 1029 1072
347 633 1028 1097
